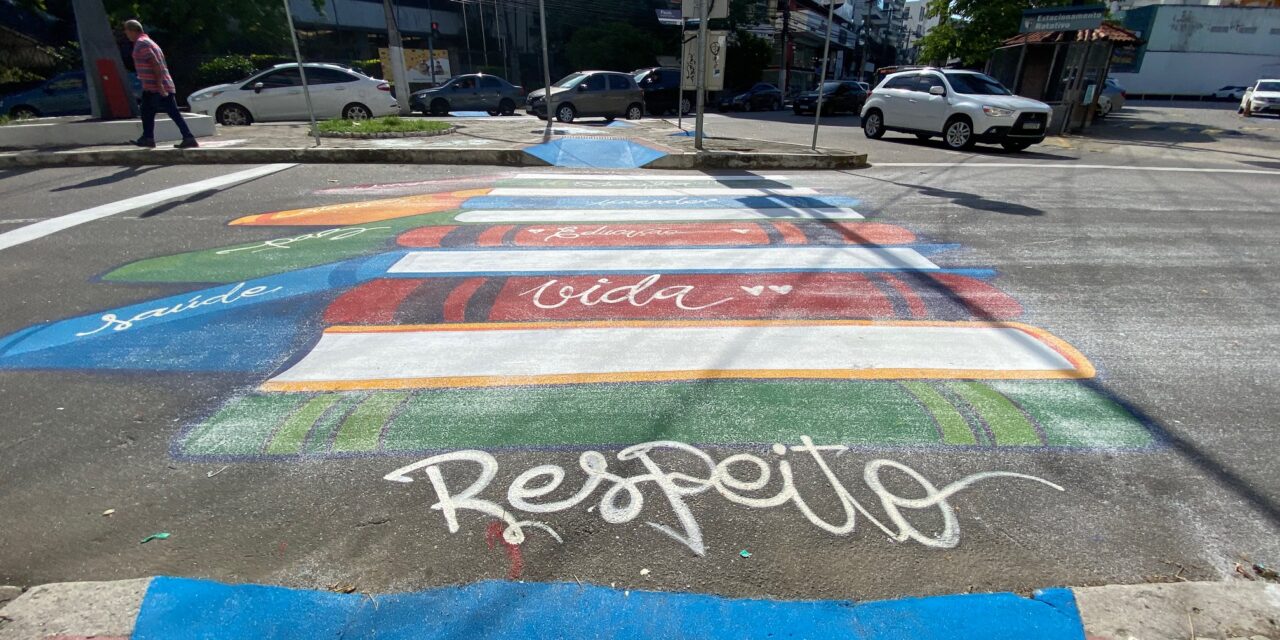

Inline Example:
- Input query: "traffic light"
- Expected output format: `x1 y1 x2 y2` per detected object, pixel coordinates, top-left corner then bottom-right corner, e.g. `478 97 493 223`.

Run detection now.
431 21 441 38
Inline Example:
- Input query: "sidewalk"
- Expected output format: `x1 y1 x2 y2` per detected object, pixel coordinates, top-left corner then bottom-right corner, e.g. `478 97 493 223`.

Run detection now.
0 114 868 170
1 578 1276 639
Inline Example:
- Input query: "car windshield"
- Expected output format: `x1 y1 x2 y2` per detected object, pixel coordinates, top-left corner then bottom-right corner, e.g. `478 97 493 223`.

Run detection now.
1257 81 1280 92
553 73 587 88
943 72 1011 96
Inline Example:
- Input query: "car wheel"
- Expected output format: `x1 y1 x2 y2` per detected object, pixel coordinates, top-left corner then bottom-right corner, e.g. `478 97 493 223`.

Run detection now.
215 103 251 126
9 105 39 120
343 103 372 121
626 103 643 120
498 98 516 116
1001 141 1032 152
772 98 781 111
862 109 884 139
429 98 450 116
555 103 576 123
915 133 931 140
680 97 692 115
1099 99 1113 117
943 116 975 150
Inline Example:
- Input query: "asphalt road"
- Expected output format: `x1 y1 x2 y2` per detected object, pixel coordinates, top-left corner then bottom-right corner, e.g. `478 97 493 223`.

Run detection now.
0 161 1276 603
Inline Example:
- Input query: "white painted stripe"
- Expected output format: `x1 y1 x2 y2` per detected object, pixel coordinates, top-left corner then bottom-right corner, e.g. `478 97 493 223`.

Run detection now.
489 187 817 196
512 173 789 181
267 323 1078 387
871 162 1280 175
454 207 863 223
388 246 938 275
0 164 296 252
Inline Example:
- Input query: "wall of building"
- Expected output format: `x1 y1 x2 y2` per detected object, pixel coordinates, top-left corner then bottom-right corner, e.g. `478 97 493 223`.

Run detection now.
1112 4 1280 94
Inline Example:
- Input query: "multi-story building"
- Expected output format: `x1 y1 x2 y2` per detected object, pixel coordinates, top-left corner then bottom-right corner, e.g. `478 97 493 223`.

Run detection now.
903 0 941 63
760 0 909 96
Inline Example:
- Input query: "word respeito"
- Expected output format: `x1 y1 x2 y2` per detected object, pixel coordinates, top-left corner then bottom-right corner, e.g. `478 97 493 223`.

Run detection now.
384 436 1063 555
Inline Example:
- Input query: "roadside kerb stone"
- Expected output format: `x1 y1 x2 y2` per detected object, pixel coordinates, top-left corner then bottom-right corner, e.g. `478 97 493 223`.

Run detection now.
319 125 457 139
0 578 151 640
1076 581 1280 640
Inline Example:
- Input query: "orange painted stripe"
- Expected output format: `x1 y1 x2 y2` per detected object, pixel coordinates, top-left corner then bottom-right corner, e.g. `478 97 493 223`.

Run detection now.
441 277 487 322
880 273 928 319
771 221 810 244
475 225 515 247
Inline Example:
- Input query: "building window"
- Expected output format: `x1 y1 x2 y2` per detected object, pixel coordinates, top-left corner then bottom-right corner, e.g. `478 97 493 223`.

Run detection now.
1209 25 1228 32
1272 27 1280 35
1236 26 1255 34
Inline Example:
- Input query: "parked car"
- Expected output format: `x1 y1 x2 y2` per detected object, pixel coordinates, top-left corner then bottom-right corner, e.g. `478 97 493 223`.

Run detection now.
526 71 644 123
856 81 871 92
187 63 398 125
717 83 783 112
1095 77 1126 117
410 73 524 116
633 67 690 116
1 70 141 119
1211 85 1250 101
1242 79 1280 116
861 68 1051 151
792 80 868 116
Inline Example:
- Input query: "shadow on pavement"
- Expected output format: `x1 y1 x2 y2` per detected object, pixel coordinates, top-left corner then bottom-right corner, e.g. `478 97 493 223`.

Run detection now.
50 166 160 191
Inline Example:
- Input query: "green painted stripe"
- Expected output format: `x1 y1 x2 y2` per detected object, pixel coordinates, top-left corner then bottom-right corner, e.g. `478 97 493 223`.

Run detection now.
987 381 1154 447
333 392 409 452
181 395 306 455
946 382 1042 446
304 394 362 454
900 382 977 445
265 395 342 455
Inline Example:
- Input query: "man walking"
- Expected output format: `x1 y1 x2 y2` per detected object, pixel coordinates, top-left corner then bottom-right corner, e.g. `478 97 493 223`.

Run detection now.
124 20 198 148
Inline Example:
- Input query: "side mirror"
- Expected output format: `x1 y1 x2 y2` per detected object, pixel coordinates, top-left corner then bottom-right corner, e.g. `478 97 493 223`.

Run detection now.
577 84 587 92
929 85 946 96
253 82 265 93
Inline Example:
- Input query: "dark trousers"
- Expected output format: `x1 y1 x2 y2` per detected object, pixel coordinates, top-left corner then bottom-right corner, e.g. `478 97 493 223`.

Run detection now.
140 91 194 140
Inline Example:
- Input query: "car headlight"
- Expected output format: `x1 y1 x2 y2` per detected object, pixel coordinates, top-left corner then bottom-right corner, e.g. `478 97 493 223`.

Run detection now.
190 90 223 101
982 105 1014 117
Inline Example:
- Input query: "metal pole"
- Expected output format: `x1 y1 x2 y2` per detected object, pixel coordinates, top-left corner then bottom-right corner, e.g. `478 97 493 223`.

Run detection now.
693 0 709 150
382 0 412 114
811 0 835 151
678 31 693 131
284 0 322 145
461 2 472 73
479 0 490 68
538 0 553 141
427 0 438 85
497 0 509 78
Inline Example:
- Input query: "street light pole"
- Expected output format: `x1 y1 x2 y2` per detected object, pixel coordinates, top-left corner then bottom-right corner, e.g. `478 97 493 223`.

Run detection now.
811 0 836 151
460 1 472 73
537 0 553 141
382 0 412 115
693 0 710 150
479 0 490 68
284 0 321 145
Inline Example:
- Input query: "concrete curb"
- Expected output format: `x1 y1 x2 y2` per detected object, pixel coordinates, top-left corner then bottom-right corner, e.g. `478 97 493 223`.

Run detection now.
0 147 869 171
2 580 1275 639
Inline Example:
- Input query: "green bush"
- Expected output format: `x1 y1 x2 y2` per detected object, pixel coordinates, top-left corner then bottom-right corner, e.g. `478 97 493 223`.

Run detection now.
195 55 254 86
352 59 383 78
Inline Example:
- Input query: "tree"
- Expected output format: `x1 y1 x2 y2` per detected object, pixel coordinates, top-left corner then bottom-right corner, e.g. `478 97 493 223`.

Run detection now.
725 29 772 89
916 0 1072 68
565 22 659 73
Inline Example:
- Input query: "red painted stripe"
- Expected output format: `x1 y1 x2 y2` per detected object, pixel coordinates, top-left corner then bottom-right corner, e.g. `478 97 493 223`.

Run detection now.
442 278 487 322
396 226 457 248
476 225 516 247
880 273 928 319
771 222 810 244
929 273 1023 319
827 222 917 244
324 280 423 324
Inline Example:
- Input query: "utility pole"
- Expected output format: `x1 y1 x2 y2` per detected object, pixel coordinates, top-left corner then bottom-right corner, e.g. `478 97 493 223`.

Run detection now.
71 0 135 119
461 2 472 73
779 0 791 96
694 0 710 150
284 0 321 145
860 0 871 82
479 0 490 68
427 0 438 85
382 0 412 114
811 0 836 151
537 0 553 140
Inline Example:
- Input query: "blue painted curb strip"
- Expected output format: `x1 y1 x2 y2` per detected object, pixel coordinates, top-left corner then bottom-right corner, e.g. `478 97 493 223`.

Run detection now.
131 577 1087 640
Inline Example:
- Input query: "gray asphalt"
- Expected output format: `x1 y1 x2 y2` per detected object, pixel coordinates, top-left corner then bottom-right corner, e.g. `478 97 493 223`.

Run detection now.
0 161 1276 602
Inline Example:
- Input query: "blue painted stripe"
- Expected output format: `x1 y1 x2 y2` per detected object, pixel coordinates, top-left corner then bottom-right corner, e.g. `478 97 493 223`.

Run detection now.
132 578 1086 640
462 194 862 210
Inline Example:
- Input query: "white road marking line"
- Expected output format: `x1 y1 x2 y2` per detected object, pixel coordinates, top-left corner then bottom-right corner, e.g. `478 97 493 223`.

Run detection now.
0 163 296 252
871 162 1280 175
489 187 817 196
454 207 863 223
388 246 937 275
264 322 1082 390
512 173 789 181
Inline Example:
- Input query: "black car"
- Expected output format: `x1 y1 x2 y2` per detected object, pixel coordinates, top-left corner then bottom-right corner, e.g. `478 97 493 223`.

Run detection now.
634 67 690 116
409 73 525 116
793 81 867 116
717 83 783 112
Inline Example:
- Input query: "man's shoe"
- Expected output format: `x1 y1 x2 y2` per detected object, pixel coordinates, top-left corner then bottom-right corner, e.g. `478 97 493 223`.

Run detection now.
132 137 156 148
175 137 199 149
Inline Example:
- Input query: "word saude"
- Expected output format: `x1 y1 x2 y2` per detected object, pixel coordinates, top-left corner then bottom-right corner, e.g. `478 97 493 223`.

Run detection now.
384 436 1064 555
76 282 282 336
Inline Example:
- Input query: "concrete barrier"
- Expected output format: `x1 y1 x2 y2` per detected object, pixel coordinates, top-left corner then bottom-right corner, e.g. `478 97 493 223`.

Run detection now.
0 114 216 149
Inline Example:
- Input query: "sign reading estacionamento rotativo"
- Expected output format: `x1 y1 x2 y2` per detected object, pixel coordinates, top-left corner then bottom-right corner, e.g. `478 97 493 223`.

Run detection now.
1020 4 1105 33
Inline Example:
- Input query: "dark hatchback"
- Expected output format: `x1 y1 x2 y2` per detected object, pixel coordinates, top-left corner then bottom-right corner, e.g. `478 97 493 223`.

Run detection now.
792 80 867 116
633 67 690 116
717 83 783 112
409 73 524 116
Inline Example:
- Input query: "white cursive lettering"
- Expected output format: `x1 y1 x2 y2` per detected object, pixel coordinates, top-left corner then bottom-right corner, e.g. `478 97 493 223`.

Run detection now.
519 275 732 312
75 282 283 336
216 226 390 255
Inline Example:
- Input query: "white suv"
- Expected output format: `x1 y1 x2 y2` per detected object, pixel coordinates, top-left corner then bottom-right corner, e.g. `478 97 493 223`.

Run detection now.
861 69 1052 151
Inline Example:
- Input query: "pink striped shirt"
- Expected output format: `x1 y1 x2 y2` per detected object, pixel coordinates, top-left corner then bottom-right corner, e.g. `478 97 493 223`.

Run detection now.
132 34 175 94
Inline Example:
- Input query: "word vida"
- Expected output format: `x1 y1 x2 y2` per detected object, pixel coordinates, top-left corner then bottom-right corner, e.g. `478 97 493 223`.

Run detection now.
520 274 732 311
384 436 1063 555
76 282 281 336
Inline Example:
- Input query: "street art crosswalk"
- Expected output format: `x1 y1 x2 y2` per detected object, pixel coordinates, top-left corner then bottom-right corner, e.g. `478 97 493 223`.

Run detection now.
0 173 1157 462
